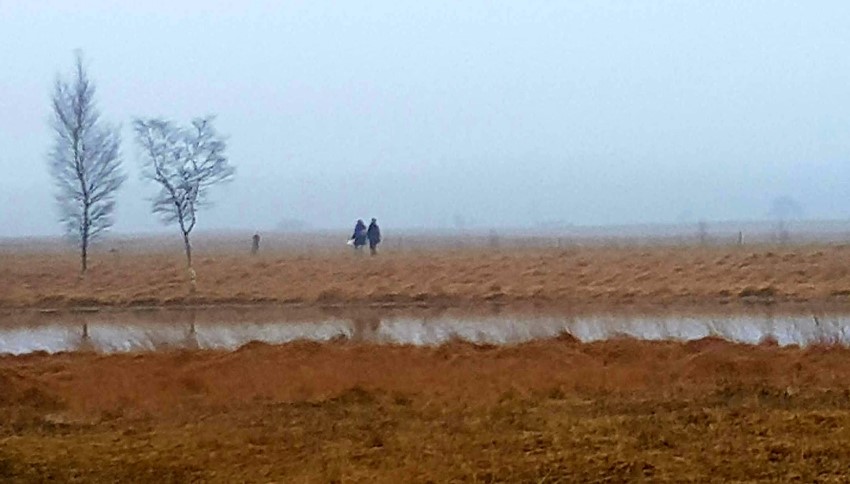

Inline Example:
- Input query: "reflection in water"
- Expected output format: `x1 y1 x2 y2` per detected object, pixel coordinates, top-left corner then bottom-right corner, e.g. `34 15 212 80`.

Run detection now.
1 311 850 355
351 314 381 342
183 311 200 350
79 323 94 352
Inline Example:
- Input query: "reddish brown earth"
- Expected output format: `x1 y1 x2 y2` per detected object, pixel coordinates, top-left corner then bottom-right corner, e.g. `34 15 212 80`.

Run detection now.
3 338 850 481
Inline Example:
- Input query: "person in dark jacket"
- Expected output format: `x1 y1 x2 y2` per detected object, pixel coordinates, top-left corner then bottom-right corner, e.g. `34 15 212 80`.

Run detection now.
351 219 367 251
367 218 381 256
251 233 260 255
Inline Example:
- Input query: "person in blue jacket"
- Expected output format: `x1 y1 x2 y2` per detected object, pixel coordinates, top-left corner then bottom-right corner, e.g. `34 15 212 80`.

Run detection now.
367 218 381 256
351 219 367 250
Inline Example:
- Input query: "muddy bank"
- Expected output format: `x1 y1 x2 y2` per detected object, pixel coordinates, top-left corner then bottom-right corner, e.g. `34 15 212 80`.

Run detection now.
3 337 850 481
4 335 850 416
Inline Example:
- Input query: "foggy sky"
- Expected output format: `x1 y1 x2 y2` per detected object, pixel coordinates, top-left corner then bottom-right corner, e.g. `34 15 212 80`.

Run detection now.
1 1 850 237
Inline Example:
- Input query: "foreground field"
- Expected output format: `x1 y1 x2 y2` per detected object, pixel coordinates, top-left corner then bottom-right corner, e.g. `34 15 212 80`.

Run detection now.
4 242 850 481
3 243 850 310
3 338 850 481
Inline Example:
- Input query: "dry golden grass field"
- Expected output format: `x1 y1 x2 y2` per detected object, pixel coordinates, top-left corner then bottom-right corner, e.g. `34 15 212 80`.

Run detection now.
4 338 850 482
2 243 850 310
4 242 850 481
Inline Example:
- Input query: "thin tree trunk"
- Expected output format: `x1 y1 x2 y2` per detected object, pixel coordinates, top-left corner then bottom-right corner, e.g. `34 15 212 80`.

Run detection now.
80 215 89 275
182 230 197 294
182 231 193 268
81 238 88 274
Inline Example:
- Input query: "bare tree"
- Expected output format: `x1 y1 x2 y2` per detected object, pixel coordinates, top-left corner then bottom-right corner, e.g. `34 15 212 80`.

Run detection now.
48 51 125 274
133 116 235 270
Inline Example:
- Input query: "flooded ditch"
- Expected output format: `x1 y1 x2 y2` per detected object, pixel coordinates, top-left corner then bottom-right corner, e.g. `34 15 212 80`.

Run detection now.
1 306 848 355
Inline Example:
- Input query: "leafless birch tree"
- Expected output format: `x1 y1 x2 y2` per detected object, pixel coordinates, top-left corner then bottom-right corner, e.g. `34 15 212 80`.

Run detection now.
48 51 125 274
133 116 234 270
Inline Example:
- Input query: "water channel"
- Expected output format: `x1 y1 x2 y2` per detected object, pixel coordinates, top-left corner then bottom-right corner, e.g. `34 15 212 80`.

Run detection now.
0 306 847 355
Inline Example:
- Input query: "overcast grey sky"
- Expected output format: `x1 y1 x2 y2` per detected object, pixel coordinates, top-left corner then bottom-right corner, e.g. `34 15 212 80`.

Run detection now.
1 1 849 237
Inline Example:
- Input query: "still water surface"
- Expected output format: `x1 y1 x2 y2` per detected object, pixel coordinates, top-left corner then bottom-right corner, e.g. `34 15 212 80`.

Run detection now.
0 308 846 355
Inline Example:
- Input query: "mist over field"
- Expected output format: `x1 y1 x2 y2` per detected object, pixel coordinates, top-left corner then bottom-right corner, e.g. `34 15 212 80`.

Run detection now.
2 1 850 238
8 5 850 480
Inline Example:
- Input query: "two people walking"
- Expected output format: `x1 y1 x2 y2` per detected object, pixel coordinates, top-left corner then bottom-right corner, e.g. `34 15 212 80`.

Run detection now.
351 218 381 255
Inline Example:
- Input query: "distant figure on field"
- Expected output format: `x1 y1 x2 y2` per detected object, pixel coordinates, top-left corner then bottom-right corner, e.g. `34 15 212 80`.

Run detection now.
367 218 381 256
251 233 260 255
351 219 367 251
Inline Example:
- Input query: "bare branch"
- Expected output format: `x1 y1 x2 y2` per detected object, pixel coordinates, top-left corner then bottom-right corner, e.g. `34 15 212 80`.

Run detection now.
48 51 126 274
134 116 235 268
